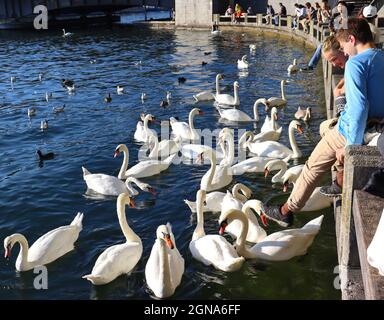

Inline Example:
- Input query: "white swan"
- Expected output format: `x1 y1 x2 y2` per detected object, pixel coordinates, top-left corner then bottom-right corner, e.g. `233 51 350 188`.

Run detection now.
114 144 175 179
189 188 245 272
170 108 203 141
215 81 240 106
82 167 155 197
237 55 249 69
62 29 73 38
83 193 142 285
260 107 281 133
218 98 268 122
287 59 299 74
264 159 304 185
249 44 257 52
117 86 124 94
184 182 251 213
266 80 288 107
4 213 83 271
146 132 180 159
220 200 267 244
220 209 324 261
242 120 303 159
134 114 157 143
180 143 224 161
193 74 222 102
367 209 384 276
295 106 311 122
145 223 184 298
231 156 275 175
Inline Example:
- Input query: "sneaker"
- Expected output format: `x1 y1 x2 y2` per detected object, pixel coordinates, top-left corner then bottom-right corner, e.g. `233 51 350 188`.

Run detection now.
263 205 294 228
319 181 342 197
300 66 314 71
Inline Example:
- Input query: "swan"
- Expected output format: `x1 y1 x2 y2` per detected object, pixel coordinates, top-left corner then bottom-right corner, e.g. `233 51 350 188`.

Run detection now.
220 200 267 244
117 86 124 94
295 107 311 122
199 128 233 191
367 209 384 276
28 107 36 117
242 120 303 159
83 193 142 285
4 213 83 271
82 167 155 197
62 29 73 38
237 55 249 69
146 132 180 159
260 107 281 133
114 144 175 179
218 98 268 122
170 108 203 141
134 114 157 143
145 223 184 298
264 159 304 185
215 81 240 107
180 143 224 161
249 44 257 52
287 59 299 74
40 119 48 130
53 105 65 114
193 74 222 102
184 183 252 213
231 156 275 175
266 80 288 107
189 188 245 272
219 209 324 261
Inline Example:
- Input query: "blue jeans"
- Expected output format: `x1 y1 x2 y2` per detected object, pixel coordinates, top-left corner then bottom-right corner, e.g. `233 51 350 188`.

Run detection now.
308 43 323 68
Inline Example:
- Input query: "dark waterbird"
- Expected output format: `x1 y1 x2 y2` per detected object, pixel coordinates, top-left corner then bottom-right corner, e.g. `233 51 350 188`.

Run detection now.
202 61 208 66
178 77 186 84
104 93 112 103
62 79 74 88
160 100 169 108
37 150 55 161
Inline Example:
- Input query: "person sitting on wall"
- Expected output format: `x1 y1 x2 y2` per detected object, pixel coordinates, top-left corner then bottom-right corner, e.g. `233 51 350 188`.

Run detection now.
265 4 275 25
262 18 384 227
273 2 287 26
234 3 244 23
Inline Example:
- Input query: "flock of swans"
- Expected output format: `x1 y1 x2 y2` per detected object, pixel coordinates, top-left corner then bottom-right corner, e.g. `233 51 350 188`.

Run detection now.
4 41 333 300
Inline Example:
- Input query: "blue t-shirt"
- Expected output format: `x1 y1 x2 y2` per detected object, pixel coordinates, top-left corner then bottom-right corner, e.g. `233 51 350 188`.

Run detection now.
338 48 384 145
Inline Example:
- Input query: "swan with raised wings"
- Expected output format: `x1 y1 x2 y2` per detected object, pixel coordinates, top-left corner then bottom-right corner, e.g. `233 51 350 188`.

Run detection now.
4 213 83 271
83 193 142 285
145 223 184 298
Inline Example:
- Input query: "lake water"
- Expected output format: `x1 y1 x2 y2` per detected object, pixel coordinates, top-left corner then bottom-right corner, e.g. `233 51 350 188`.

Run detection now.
0 25 340 300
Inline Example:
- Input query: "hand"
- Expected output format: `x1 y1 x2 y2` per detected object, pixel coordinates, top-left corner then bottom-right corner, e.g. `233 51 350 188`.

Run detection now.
336 147 345 164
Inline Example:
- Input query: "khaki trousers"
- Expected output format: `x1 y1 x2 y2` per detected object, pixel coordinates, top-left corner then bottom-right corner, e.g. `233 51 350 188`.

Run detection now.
287 127 346 212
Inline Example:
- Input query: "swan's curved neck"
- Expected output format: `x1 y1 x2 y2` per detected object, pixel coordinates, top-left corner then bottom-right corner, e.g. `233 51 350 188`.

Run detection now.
223 133 235 167
281 81 286 100
118 146 129 180
288 124 301 158
12 234 30 270
271 112 277 130
215 75 221 95
148 135 159 158
253 101 262 122
232 185 248 203
193 190 206 241
201 151 217 191
234 85 240 105
225 210 250 256
117 198 141 243
271 161 287 183
188 110 198 139
158 238 172 292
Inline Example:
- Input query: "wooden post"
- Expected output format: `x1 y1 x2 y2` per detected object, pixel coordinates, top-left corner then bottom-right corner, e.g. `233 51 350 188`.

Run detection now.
257 13 262 26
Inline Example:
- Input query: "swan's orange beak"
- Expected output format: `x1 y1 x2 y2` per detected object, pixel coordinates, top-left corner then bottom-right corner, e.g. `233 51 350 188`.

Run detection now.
297 125 303 134
113 150 120 158
260 212 268 227
264 168 270 178
165 234 174 249
129 199 135 208
219 221 228 235
4 245 11 258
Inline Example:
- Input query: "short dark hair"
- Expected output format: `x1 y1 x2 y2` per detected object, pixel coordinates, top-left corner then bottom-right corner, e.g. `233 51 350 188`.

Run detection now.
336 17 373 44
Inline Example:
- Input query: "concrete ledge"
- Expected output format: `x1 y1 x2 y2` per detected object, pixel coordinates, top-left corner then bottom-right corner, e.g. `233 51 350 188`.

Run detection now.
353 190 384 300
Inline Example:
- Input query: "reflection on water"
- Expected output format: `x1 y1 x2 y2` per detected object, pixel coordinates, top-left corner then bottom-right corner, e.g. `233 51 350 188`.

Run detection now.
0 26 339 299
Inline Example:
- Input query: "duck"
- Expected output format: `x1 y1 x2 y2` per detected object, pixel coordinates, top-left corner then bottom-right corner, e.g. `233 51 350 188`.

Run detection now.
192 74 222 102
218 98 268 122
37 150 54 161
145 223 184 298
62 29 74 38
62 79 75 92
219 200 267 244
114 144 176 179
83 193 142 285
104 93 112 103
178 77 186 84
117 86 124 94
241 120 303 159
38 73 43 82
4 212 83 271
82 167 155 197
201 61 208 66
170 108 203 141
52 105 65 114
264 159 304 185
134 114 157 143
40 120 48 130
214 81 240 106
295 106 312 122
184 183 252 213
160 100 169 108
45 92 52 102
237 55 249 69
141 93 147 101
28 107 36 117
189 188 244 272
266 80 288 107
219 209 324 261
287 59 299 74
249 44 257 52
367 209 384 276
166 91 172 100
